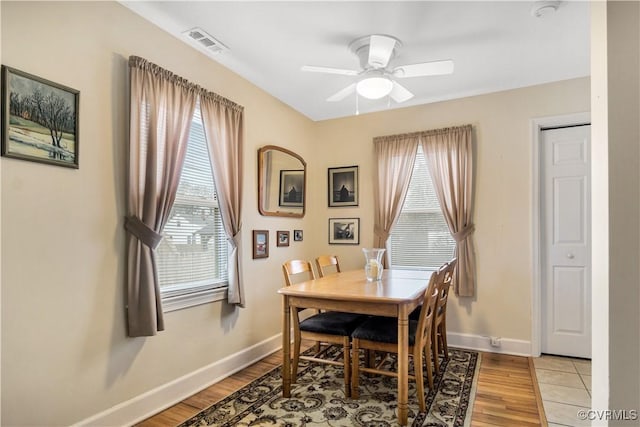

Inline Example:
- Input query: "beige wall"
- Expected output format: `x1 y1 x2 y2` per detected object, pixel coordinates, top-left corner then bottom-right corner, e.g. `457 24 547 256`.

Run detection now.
310 78 590 341
602 0 640 419
0 2 316 425
591 1 640 417
1 1 592 426
590 0 611 412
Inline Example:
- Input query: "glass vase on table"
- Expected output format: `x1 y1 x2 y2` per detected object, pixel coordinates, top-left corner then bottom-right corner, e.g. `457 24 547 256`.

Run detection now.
363 248 385 281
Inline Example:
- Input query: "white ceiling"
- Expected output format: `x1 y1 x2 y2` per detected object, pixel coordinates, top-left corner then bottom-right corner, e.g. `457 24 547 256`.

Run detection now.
122 1 590 121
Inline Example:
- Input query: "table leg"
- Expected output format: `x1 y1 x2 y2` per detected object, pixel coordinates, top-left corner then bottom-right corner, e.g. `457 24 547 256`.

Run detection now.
282 295 291 397
397 306 409 426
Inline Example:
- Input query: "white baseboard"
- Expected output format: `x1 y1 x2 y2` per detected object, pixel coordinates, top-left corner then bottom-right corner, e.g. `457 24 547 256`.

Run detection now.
447 332 531 356
73 333 284 427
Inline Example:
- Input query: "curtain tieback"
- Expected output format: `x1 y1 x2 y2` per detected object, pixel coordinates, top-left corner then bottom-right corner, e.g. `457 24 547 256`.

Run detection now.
373 225 389 241
453 223 475 242
125 215 163 250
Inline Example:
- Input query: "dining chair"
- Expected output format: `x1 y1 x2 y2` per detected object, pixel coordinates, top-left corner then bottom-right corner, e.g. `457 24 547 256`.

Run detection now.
432 258 457 373
315 254 341 277
408 261 449 319
316 254 383 370
282 259 367 397
350 270 442 410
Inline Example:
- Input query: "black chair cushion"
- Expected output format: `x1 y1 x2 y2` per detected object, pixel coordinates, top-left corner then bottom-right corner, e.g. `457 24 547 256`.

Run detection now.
351 316 419 345
299 312 368 336
409 305 422 321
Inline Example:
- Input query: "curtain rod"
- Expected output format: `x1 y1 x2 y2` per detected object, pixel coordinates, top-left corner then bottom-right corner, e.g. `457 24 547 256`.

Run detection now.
129 55 244 113
373 124 472 143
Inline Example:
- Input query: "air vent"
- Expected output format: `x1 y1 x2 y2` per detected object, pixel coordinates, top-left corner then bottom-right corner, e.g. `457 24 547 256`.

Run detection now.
182 27 229 54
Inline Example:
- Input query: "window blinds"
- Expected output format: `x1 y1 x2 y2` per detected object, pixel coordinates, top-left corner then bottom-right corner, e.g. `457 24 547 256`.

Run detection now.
156 106 228 293
389 146 455 269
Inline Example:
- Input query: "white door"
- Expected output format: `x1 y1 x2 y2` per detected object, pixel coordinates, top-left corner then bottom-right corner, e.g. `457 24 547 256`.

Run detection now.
541 125 591 358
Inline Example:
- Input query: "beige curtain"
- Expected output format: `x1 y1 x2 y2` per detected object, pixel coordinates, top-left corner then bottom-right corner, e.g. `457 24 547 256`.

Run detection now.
125 56 198 336
200 93 245 306
372 134 420 266
421 125 476 296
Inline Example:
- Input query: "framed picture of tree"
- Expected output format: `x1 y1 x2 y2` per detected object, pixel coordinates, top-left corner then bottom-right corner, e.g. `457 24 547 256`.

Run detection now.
1 66 80 168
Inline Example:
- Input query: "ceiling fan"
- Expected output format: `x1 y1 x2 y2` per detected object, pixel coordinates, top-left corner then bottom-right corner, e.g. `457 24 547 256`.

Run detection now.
301 34 454 104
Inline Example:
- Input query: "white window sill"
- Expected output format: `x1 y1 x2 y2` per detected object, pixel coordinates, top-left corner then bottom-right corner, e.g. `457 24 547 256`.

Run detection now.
162 286 228 312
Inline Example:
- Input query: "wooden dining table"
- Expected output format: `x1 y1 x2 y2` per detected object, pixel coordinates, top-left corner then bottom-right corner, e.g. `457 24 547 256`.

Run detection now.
278 268 433 426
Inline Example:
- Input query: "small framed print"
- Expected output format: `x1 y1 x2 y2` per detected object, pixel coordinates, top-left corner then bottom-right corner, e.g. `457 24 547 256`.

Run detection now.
328 218 360 245
328 166 358 207
279 169 304 207
252 230 269 259
277 230 290 247
293 229 303 242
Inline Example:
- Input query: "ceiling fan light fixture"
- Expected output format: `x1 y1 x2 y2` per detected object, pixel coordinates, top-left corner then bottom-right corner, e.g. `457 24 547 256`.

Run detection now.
304 33 451 105
356 76 393 100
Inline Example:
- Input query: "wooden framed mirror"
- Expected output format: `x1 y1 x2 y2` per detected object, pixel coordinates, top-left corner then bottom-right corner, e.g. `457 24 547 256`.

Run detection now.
258 145 306 218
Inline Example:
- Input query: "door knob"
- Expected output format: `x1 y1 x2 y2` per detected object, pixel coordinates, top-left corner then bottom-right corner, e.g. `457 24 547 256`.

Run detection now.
567 253 575 259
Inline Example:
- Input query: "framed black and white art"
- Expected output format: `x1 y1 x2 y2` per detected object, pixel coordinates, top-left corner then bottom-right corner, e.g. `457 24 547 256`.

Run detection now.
279 169 304 207
328 218 360 245
328 165 358 207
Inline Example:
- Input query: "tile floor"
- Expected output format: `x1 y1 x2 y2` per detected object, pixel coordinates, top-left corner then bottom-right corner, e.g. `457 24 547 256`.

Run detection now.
533 354 592 427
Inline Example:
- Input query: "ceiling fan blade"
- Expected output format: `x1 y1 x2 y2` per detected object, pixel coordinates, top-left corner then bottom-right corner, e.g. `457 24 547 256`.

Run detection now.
390 81 414 103
301 65 359 76
393 60 454 78
327 83 356 102
368 35 397 68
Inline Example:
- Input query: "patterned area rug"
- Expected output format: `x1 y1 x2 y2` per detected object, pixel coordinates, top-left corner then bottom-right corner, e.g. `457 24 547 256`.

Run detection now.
180 348 480 427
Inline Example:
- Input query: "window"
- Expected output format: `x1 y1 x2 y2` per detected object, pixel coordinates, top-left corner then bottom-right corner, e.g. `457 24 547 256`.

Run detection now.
156 105 228 311
388 145 455 269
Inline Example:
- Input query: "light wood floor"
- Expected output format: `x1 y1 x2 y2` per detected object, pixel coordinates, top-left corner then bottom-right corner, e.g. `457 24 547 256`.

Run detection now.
138 345 546 427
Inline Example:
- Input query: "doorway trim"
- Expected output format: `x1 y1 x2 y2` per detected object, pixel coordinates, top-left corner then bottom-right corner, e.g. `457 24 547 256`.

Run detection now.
530 112 590 357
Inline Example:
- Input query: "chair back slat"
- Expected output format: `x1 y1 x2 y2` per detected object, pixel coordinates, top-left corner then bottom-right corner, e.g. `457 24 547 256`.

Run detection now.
435 258 457 321
415 270 441 347
315 255 341 278
282 260 315 286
